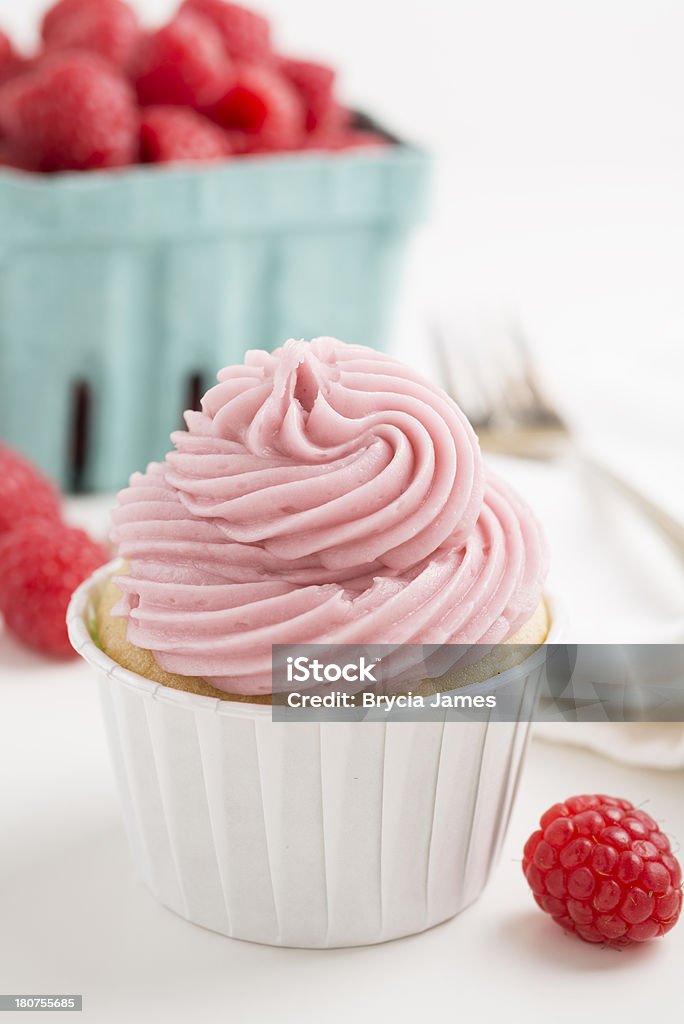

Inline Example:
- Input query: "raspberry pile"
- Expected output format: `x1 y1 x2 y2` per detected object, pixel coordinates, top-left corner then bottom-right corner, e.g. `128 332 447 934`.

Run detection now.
523 794 683 948
0 0 387 172
0 445 107 656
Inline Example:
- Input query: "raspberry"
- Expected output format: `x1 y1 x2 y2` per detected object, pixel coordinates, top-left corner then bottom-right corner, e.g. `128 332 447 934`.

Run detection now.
338 130 388 150
206 63 304 152
0 52 137 172
0 445 61 536
131 12 232 111
140 106 231 164
41 0 140 69
0 74 24 140
0 30 13 66
277 57 339 134
0 29 18 85
0 54 39 94
305 128 388 152
181 0 271 62
0 35 34 89
0 519 107 657
0 142 36 171
523 794 683 948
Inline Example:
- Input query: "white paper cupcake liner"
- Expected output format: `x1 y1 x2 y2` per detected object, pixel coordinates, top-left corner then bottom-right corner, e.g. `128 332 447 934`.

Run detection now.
68 562 559 948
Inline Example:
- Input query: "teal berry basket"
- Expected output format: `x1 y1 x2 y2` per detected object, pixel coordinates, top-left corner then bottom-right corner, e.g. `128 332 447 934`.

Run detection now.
0 129 430 493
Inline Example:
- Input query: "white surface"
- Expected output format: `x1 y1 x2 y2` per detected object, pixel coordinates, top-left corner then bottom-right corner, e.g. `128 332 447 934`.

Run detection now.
2 2 684 1017
1 642 683 1024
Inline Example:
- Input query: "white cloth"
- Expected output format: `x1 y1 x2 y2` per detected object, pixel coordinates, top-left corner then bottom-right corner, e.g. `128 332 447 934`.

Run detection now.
535 723 684 770
485 455 684 769
484 453 684 644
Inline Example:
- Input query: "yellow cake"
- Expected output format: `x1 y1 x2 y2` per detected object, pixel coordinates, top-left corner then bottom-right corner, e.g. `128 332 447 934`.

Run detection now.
95 579 549 704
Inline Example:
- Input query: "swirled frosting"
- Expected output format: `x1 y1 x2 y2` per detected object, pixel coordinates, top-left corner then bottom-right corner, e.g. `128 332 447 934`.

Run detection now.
110 337 548 694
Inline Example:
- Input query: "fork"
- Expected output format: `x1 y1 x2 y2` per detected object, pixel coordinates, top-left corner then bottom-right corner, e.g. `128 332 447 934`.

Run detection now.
432 314 684 558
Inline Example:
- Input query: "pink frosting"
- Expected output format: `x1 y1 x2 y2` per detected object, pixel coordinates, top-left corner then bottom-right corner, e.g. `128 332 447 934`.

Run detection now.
110 338 548 694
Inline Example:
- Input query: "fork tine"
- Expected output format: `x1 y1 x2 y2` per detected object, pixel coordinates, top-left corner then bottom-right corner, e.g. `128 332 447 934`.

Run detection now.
470 311 541 423
430 322 492 429
431 306 569 457
508 321 566 426
467 312 566 429
440 307 529 427
430 321 457 399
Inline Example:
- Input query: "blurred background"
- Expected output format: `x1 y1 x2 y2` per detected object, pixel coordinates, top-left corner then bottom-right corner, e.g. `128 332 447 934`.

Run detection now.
6 2 684 385
1 0 683 633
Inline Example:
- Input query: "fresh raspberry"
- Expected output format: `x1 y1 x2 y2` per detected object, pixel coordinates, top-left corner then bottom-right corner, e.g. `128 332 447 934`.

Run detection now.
0 30 13 66
41 0 140 69
0 54 39 93
0 519 107 657
523 794 683 948
0 73 24 139
277 58 341 134
206 63 304 152
338 130 389 150
181 0 271 62
0 35 34 90
304 128 387 152
140 106 231 164
0 445 61 536
0 52 137 172
0 147 37 170
131 12 232 111
0 142 36 170
0 29 19 85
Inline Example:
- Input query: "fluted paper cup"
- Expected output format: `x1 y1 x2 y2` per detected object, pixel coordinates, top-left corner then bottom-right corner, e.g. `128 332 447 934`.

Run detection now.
68 563 559 948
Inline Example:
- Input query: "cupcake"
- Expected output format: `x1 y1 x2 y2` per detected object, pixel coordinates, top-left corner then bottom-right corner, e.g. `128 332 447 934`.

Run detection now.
69 337 552 947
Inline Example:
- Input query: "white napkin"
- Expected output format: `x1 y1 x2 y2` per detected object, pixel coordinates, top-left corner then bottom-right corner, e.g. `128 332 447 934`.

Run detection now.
486 453 684 644
535 723 684 770
487 454 684 769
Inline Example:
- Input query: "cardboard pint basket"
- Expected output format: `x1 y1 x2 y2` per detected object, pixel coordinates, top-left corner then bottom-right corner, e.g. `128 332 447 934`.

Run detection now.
0 131 429 492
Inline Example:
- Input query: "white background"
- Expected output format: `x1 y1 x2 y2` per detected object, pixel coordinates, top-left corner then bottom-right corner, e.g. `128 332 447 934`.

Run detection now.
1 4 684 1021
